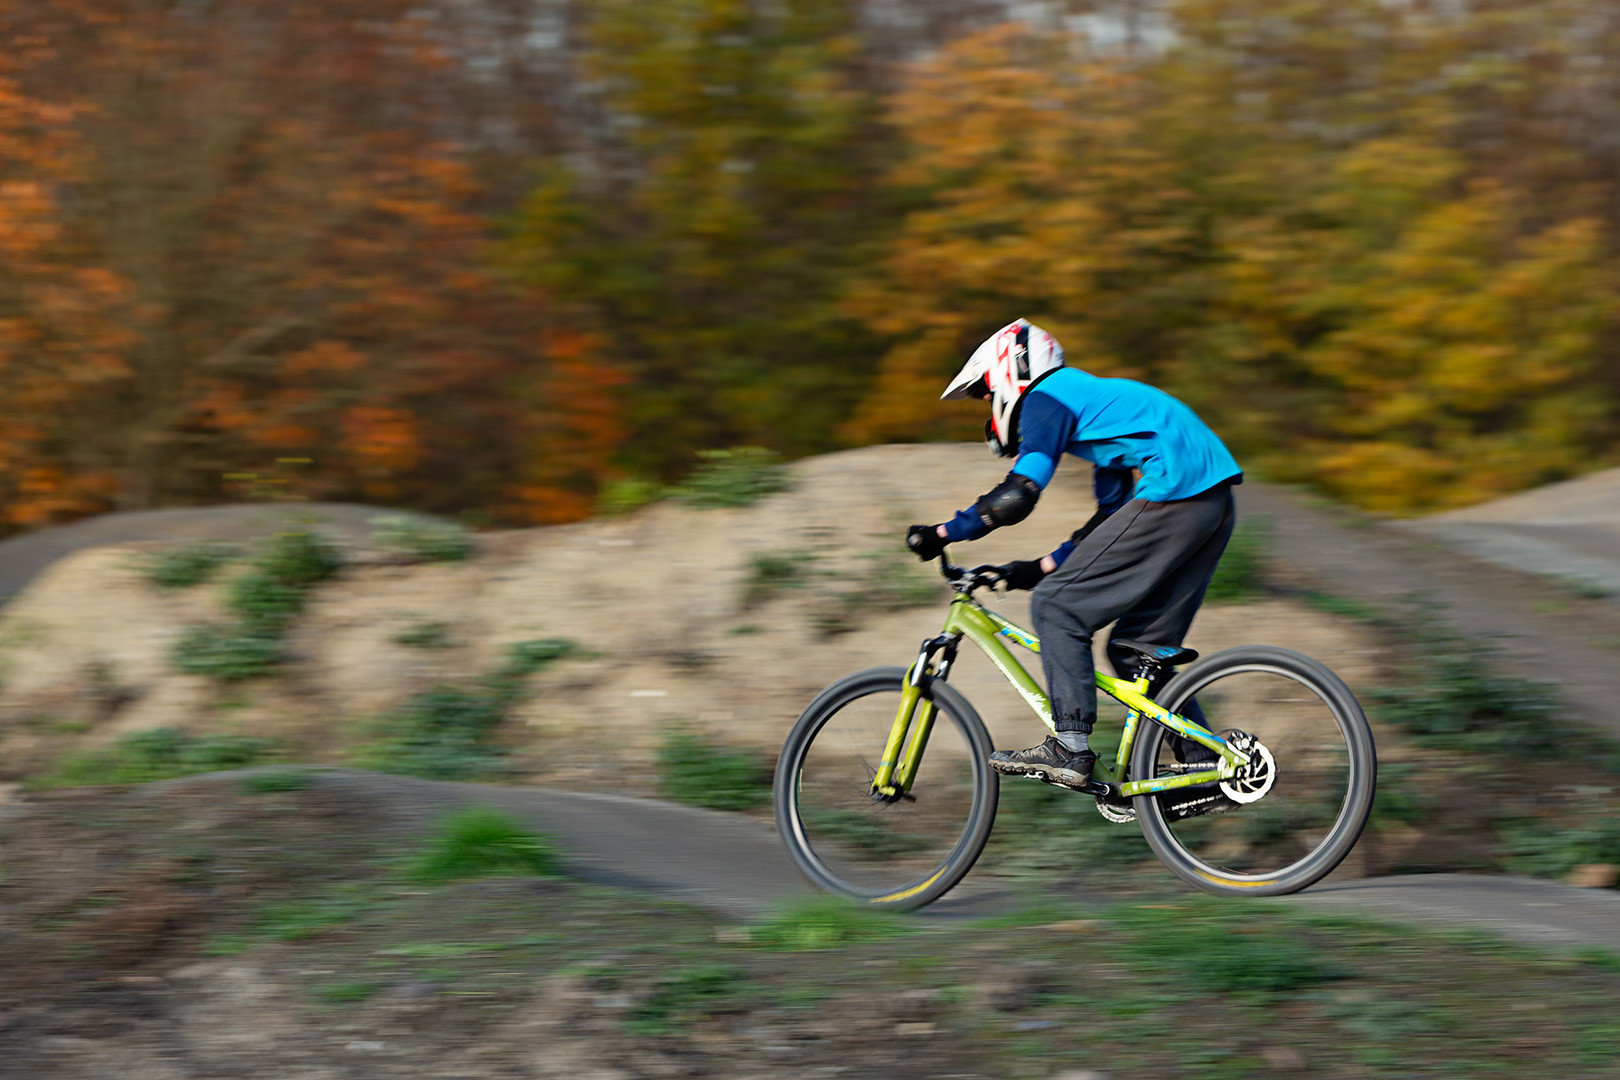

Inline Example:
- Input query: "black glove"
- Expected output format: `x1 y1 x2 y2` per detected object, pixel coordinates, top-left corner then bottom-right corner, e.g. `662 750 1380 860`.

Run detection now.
906 524 947 562
995 559 1047 591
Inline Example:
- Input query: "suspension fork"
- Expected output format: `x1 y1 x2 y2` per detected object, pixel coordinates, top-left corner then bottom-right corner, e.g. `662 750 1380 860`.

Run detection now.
871 633 962 798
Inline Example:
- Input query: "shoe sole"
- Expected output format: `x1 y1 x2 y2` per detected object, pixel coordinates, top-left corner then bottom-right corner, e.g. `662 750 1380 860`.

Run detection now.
988 758 1091 791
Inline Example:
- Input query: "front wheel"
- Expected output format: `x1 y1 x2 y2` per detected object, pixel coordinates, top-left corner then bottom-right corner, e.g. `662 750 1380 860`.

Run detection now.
774 667 998 910
1129 646 1376 896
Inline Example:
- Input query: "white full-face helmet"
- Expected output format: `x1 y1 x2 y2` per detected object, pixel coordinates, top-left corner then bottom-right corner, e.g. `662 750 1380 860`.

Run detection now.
941 319 1065 457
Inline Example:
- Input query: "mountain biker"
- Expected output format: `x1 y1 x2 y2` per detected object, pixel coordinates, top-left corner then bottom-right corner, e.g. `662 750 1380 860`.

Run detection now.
904 318 1242 791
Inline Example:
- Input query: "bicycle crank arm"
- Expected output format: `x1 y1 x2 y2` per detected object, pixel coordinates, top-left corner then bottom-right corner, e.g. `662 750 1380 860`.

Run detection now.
1022 773 1115 799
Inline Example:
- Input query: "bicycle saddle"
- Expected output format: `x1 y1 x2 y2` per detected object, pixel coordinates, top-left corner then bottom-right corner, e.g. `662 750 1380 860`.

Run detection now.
1110 639 1198 667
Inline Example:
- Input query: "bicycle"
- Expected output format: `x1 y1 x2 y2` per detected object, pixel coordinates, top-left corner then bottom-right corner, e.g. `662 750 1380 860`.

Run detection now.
773 558 1377 909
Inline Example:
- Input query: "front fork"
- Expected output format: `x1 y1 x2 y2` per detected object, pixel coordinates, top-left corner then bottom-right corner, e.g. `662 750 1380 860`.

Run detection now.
871 633 961 799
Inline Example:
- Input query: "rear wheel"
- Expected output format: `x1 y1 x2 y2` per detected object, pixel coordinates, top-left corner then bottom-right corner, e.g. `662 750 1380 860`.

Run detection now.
1129 646 1376 896
774 667 997 910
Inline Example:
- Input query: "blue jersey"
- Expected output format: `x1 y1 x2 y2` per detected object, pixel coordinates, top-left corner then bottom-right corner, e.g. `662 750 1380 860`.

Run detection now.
942 368 1241 556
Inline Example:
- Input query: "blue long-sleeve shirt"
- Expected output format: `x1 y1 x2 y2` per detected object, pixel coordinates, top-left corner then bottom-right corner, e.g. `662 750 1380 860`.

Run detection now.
942 369 1242 564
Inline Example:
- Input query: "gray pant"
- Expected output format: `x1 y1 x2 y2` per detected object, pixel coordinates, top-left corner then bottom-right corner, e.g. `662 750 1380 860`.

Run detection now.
1029 482 1236 735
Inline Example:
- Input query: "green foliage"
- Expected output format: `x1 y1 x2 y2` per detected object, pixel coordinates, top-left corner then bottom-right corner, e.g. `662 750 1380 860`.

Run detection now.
596 477 666 516
802 809 931 858
1498 817 1620 884
657 729 772 812
241 768 314 794
226 571 306 630
1204 518 1270 604
669 448 792 509
360 639 576 780
257 530 343 587
143 543 238 589
359 686 510 780
171 624 282 682
626 963 748 1035
170 530 342 683
394 620 452 649
745 896 912 951
1112 900 1349 995
982 778 1149 879
369 515 474 563
313 980 383 1005
410 808 563 883
1369 610 1566 757
506 0 887 484
40 727 275 788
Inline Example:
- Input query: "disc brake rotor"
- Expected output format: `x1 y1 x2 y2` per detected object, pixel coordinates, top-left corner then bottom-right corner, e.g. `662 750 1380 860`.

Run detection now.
1219 733 1276 804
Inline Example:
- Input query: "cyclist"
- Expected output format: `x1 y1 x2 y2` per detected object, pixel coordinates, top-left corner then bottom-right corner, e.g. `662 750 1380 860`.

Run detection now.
905 318 1242 790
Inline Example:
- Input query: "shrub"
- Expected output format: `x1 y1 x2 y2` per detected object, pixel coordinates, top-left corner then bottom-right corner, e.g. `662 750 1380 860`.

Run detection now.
411 808 563 882
41 726 275 787
369 515 474 563
596 476 665 516
393 620 452 649
361 639 577 780
257 529 343 586
657 729 771 811
171 624 282 682
143 543 238 589
669 447 791 508
1499 816 1620 883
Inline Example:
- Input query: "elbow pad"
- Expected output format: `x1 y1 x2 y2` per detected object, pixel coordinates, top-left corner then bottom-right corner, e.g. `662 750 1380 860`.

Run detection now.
975 473 1042 529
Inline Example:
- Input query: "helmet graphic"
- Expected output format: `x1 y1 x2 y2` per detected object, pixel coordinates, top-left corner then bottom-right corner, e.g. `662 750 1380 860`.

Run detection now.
941 319 1065 457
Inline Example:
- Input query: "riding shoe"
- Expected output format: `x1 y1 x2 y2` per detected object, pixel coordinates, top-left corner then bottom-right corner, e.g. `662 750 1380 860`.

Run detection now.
988 736 1095 790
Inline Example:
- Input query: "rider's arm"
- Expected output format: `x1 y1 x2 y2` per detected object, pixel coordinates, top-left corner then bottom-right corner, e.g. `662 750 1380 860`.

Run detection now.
938 392 1074 544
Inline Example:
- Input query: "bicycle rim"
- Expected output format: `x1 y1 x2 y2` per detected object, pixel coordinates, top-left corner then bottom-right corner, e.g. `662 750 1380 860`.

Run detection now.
1132 647 1375 896
775 668 996 909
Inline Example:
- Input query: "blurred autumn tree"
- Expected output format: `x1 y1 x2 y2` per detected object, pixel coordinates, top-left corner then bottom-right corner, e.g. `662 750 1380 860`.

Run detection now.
2 0 1619 529
504 0 891 490
0 0 551 527
846 3 1620 512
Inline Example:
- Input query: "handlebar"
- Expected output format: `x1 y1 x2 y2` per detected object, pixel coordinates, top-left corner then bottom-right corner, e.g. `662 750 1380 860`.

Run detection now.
938 559 1007 595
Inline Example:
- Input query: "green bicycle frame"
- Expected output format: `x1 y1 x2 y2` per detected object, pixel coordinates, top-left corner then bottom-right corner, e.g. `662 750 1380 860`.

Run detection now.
872 593 1246 800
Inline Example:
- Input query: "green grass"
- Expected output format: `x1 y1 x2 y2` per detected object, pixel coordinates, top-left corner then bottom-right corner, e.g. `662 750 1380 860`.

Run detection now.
744 896 912 951
596 476 666 516
410 808 563 883
981 777 1150 879
142 542 239 589
1368 605 1606 763
169 530 343 682
241 768 314 794
626 963 748 1035
656 729 771 811
171 624 283 682
668 447 791 508
1110 897 1351 995
39 727 276 788
1498 816 1620 882
393 620 452 648
358 639 575 780
369 515 474 562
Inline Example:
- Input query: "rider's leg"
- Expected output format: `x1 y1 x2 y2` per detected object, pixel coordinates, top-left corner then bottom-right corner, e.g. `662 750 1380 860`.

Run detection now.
1009 485 1235 781
1106 486 1236 763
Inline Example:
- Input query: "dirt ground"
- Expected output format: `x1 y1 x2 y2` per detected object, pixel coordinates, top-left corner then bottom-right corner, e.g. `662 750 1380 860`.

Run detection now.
0 445 1382 795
